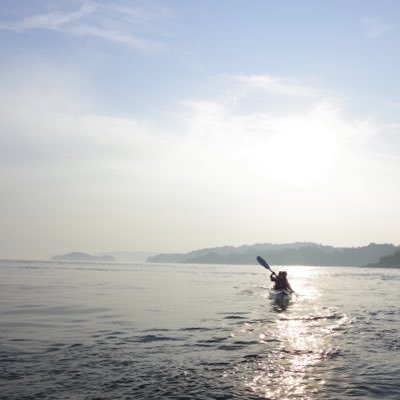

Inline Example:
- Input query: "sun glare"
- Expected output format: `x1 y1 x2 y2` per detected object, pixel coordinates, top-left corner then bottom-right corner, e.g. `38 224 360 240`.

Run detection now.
239 106 340 188
266 127 337 186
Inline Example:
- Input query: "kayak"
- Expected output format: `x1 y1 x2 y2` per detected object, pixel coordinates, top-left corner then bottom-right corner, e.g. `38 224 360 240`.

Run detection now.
256 256 294 308
269 289 292 307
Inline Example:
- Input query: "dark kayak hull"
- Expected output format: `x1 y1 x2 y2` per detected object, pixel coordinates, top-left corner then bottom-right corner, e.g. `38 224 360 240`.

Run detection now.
269 289 292 307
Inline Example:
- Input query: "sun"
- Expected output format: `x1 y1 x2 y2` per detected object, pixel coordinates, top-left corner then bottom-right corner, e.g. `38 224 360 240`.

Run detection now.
265 126 337 187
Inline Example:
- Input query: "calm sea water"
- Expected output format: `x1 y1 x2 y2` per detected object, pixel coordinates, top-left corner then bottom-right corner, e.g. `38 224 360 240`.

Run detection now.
0 260 399 400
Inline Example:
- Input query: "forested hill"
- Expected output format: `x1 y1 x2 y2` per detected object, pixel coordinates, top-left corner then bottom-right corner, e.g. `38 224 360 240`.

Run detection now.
147 242 400 267
367 250 400 268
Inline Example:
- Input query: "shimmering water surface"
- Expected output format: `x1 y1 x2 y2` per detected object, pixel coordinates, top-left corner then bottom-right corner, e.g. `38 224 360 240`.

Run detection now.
0 260 399 399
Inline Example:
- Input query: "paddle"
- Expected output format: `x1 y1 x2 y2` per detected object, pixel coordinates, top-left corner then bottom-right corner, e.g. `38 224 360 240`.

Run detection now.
256 256 276 275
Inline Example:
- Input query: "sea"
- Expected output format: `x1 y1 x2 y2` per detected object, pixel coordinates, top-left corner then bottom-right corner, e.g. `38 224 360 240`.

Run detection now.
0 260 399 400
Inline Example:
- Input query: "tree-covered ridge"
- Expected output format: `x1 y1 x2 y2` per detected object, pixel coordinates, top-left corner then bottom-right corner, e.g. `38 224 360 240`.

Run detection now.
147 242 400 267
368 250 400 267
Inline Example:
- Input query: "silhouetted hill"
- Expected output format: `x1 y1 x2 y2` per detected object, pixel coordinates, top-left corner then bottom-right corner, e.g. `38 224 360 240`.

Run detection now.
52 252 115 262
147 242 399 266
367 250 400 267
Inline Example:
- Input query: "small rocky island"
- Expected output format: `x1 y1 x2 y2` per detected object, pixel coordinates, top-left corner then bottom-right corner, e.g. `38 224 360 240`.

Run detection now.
52 252 115 262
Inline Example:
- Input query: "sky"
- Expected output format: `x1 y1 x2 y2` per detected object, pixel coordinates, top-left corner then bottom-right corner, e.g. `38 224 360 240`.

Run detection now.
1 0 400 259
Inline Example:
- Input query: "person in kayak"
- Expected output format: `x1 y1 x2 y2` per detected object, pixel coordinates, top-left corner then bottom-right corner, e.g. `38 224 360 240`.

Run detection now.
270 271 294 293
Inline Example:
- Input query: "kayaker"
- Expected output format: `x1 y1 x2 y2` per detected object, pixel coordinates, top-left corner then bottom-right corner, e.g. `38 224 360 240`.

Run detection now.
270 271 294 293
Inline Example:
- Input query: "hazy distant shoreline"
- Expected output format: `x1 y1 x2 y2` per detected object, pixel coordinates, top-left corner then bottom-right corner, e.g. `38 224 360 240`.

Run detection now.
1 242 399 268
147 242 400 268
39 242 400 268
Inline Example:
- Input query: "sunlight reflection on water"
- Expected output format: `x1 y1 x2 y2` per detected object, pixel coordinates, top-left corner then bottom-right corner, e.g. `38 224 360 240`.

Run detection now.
234 273 350 400
241 311 348 399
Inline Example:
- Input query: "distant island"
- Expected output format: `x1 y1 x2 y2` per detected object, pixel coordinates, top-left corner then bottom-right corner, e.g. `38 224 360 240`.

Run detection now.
147 242 400 267
52 252 115 262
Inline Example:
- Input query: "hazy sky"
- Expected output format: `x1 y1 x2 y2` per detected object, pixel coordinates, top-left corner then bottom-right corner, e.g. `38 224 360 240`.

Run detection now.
1 0 400 259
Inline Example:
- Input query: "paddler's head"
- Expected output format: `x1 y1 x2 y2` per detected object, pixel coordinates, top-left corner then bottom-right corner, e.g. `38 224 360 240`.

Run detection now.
278 271 287 278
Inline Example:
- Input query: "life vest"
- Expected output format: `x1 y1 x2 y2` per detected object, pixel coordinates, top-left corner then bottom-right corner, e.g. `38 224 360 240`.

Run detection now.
272 275 289 290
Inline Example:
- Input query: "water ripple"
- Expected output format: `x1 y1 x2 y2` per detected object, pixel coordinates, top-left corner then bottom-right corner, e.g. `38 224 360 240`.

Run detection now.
1 262 400 399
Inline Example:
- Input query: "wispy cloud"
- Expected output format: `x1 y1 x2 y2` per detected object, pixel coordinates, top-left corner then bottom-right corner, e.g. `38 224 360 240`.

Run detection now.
227 74 324 98
361 16 394 39
0 4 96 31
0 1 170 52
98 2 174 22
68 25 164 52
